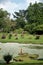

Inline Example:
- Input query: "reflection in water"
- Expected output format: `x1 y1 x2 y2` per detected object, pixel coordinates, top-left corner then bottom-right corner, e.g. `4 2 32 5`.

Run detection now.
0 43 43 60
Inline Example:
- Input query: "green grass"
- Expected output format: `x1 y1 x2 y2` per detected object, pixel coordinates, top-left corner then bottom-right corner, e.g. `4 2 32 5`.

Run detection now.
0 33 43 44
14 53 43 63
0 33 43 65
0 62 43 65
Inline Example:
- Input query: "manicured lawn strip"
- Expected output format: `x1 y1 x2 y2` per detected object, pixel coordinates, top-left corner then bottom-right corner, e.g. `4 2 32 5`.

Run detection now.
0 62 43 65
0 33 43 44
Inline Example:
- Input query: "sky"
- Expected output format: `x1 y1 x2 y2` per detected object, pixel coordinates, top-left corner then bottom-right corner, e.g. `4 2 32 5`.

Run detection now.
0 0 43 18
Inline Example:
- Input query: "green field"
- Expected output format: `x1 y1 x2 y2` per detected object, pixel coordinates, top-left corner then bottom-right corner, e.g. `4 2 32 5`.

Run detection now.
0 33 43 44
0 62 43 65
0 33 43 64
0 53 43 65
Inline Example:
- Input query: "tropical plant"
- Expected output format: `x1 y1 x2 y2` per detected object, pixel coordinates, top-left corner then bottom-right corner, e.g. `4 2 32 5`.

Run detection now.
3 54 12 64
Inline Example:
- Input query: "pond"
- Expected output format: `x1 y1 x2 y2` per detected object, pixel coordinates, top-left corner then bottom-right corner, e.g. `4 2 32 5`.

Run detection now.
0 43 43 61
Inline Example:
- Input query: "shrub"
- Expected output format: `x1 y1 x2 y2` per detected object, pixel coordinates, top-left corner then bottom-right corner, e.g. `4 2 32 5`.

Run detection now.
35 35 40 39
15 36 18 40
14 33 17 36
9 34 12 39
21 34 24 38
18 59 23 62
1 34 6 39
29 54 39 60
14 28 23 34
22 31 26 34
24 25 32 33
3 54 12 64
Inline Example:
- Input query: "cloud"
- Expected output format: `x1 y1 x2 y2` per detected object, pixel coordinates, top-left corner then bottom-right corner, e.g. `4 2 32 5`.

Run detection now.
0 1 18 18
0 0 43 18
0 1 27 18
39 0 43 2
0 2 17 12
0 0 5 2
0 1 26 12
26 0 40 6
0 0 8 3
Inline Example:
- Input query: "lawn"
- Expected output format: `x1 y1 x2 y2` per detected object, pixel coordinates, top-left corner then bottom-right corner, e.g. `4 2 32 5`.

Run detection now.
0 53 43 65
0 33 43 44
0 62 43 65
0 33 43 65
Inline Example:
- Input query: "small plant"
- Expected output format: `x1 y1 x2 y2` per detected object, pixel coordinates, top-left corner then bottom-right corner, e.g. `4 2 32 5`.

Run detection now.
3 53 12 64
29 54 39 60
14 28 23 34
21 34 24 38
15 36 18 40
22 31 25 34
1 34 6 39
14 33 17 36
35 35 40 39
9 34 12 39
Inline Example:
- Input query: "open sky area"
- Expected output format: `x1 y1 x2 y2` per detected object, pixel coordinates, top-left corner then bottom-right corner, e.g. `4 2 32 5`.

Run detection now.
0 0 43 18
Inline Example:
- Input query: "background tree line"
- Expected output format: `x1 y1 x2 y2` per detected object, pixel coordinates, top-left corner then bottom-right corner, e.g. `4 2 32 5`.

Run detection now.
0 2 43 34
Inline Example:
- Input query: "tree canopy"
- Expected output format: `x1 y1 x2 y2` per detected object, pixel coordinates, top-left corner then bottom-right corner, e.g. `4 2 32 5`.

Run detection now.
0 2 43 34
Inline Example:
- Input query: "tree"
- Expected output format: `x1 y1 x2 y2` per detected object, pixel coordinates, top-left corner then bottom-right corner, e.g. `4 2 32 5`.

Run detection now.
24 23 36 34
33 25 43 34
0 8 16 32
26 2 43 24
0 8 10 32
24 2 43 34
13 10 26 28
3 54 12 64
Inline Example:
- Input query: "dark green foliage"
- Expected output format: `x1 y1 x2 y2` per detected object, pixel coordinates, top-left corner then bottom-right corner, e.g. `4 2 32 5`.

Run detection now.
33 25 43 34
0 2 43 34
24 2 43 34
14 33 18 40
9 34 12 39
13 2 43 34
24 24 35 34
3 54 12 64
0 8 10 32
26 2 43 24
14 28 23 34
13 10 26 29
35 35 40 39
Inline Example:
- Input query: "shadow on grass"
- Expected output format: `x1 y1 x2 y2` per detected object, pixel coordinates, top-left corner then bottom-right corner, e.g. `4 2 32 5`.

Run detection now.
0 63 43 65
